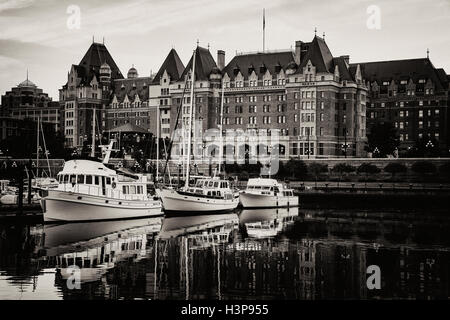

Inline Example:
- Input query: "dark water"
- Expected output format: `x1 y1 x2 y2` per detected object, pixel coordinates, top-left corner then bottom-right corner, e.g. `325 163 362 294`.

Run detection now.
1 208 450 300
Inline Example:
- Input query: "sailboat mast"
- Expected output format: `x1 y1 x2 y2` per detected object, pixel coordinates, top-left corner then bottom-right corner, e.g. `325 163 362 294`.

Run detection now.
185 49 196 189
218 79 224 174
91 107 96 158
36 116 39 177
156 105 160 181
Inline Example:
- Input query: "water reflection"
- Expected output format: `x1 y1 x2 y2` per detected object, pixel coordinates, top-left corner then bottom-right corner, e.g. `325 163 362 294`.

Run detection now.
0 208 450 300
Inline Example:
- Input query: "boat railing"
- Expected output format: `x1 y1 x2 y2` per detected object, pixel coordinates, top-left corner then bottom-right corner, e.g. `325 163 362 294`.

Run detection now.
58 183 146 201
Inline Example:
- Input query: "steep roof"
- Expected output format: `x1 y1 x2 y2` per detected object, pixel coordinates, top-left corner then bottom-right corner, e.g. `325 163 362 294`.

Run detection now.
180 46 218 81
106 122 148 133
351 58 448 91
332 57 353 81
223 51 295 80
296 36 333 74
152 49 185 84
76 42 123 84
112 77 152 103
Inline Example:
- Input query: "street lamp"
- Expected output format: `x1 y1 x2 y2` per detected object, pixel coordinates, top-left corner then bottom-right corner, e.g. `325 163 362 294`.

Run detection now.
341 142 350 158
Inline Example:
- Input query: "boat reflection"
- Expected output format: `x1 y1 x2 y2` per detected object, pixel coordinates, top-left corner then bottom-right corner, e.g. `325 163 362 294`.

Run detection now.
38 218 162 285
158 213 239 242
239 207 299 238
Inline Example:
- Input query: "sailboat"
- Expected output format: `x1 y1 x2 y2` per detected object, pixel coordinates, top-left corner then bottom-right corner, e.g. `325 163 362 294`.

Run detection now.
158 48 240 214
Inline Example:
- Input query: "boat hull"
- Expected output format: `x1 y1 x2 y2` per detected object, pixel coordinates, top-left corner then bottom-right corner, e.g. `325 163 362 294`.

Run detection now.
158 188 240 214
239 192 299 208
42 190 162 222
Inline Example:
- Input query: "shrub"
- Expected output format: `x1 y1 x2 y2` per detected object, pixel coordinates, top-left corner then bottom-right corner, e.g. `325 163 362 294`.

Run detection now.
384 162 407 175
357 163 381 175
332 163 356 174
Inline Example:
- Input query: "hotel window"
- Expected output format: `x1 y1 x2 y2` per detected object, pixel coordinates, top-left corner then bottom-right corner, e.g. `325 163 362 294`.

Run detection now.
294 114 298 122
419 110 423 118
435 109 439 115
294 92 299 99
435 133 439 139
320 113 324 121
399 111 404 117
419 100 423 106
294 102 299 110
418 121 423 129
399 122 404 129
319 127 323 136
320 102 324 109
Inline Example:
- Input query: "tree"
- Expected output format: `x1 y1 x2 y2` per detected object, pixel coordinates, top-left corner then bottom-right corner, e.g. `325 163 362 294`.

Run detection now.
283 159 308 180
384 162 407 181
308 163 328 188
411 161 437 175
332 163 355 187
366 122 400 157
357 163 381 188
412 136 440 157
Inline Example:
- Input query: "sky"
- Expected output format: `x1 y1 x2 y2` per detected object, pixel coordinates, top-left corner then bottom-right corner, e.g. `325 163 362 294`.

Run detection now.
0 0 449 100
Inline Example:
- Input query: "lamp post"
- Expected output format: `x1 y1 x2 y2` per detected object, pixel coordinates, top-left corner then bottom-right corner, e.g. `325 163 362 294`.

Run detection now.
306 130 310 159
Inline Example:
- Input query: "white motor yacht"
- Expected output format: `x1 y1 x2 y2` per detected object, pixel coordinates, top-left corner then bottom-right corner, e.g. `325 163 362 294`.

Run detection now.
239 178 298 208
42 157 162 222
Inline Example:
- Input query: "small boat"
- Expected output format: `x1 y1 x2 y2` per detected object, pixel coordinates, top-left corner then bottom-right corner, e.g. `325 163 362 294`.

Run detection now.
239 178 298 208
0 189 40 205
158 177 240 214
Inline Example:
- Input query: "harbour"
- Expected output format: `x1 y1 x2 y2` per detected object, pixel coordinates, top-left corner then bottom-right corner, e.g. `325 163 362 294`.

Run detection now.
1 207 450 300
0 0 449 306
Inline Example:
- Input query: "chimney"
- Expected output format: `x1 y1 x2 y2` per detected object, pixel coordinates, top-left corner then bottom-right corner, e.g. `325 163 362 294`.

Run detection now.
295 41 303 65
217 50 225 70
341 55 350 66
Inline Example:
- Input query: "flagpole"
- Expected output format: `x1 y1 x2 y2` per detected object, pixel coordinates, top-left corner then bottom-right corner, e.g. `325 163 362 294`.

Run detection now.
263 8 265 52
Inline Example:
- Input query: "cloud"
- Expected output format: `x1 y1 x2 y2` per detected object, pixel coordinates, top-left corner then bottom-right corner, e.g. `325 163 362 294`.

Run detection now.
0 0 34 13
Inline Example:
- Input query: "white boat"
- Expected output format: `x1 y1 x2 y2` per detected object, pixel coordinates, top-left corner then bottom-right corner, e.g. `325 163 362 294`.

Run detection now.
42 159 162 222
239 178 298 208
0 190 40 205
158 177 240 214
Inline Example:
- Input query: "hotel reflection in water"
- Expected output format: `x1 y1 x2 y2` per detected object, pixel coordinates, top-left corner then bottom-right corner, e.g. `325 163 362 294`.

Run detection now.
0 208 449 300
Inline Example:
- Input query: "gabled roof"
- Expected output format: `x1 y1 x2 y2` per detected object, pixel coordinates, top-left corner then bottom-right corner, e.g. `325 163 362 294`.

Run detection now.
350 58 448 90
76 42 123 85
180 46 218 81
106 122 148 133
332 57 353 81
223 51 295 80
112 77 152 103
152 49 185 84
297 36 333 74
